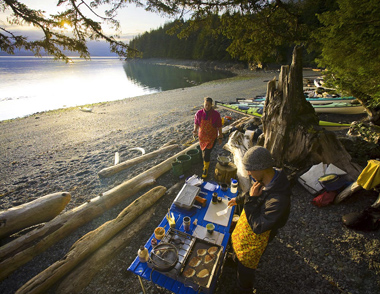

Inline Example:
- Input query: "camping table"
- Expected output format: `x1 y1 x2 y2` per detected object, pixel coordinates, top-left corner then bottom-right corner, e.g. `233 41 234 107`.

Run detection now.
128 181 237 294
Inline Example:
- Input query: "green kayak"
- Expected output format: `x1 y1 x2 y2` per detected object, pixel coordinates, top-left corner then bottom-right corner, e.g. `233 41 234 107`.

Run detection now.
216 101 351 131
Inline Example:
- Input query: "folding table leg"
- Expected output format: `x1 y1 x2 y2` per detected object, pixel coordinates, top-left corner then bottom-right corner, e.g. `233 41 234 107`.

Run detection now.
138 276 146 294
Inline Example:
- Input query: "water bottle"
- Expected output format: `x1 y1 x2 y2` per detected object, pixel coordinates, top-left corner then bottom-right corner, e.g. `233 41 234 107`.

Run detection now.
230 178 238 194
138 245 149 263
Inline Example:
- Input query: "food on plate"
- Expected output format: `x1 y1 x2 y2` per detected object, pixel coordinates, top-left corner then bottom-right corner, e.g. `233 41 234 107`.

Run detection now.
207 246 218 255
197 249 207 256
183 268 196 278
204 254 215 264
197 268 210 278
189 256 202 267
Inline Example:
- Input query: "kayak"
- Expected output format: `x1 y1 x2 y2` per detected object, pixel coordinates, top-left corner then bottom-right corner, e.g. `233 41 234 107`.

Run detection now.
215 101 351 131
313 102 365 114
236 96 358 105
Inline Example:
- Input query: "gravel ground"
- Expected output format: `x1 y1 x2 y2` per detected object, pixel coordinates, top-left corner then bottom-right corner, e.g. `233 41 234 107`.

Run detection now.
0 63 379 294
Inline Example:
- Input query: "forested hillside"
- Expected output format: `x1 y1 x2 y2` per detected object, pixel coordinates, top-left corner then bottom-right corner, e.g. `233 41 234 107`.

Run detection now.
128 17 236 61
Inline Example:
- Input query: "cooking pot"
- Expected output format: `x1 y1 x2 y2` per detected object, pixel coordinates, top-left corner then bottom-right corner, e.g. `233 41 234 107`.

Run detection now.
149 242 178 272
217 155 231 166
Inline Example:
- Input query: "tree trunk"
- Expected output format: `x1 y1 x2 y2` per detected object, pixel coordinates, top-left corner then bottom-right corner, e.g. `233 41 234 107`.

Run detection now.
16 186 166 294
98 144 179 177
261 46 362 180
0 192 71 240
0 142 199 281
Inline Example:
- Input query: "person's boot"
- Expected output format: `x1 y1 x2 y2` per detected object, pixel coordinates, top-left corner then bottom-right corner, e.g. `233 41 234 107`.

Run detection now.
202 161 210 179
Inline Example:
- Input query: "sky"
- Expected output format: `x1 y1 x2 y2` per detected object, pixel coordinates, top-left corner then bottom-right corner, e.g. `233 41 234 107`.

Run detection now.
0 0 175 55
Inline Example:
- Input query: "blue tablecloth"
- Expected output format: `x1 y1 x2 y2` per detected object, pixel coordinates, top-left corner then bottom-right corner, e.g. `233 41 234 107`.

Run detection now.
127 182 237 294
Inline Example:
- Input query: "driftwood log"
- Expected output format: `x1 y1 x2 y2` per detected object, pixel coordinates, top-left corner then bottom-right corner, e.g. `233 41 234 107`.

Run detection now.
224 130 251 193
16 186 167 294
98 144 179 177
0 141 199 281
334 182 363 204
0 192 71 240
260 46 362 180
55 205 156 293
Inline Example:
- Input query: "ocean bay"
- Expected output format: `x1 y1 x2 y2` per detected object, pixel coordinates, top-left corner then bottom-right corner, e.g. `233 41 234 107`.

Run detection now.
0 57 233 121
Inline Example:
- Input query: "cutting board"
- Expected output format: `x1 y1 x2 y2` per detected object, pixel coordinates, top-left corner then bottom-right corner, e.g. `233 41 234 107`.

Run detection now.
203 198 232 227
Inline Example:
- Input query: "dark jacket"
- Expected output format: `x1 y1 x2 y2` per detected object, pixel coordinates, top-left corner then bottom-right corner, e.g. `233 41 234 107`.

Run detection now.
235 168 291 242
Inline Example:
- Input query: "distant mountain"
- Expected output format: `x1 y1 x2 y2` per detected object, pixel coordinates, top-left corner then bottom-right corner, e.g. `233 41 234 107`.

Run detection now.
0 40 118 57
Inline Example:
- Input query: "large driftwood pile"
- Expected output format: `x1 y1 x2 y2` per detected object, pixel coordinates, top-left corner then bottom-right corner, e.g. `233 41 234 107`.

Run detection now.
16 186 167 294
0 142 198 284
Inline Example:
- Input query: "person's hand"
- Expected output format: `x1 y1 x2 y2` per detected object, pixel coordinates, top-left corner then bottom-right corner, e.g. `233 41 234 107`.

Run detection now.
228 198 237 207
249 181 264 197
192 130 197 137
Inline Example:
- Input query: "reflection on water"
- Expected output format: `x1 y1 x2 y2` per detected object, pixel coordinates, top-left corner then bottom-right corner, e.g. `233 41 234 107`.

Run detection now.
123 61 234 91
0 57 234 121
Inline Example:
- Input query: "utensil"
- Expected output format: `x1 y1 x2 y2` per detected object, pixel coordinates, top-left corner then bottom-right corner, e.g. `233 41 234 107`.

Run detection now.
216 205 230 216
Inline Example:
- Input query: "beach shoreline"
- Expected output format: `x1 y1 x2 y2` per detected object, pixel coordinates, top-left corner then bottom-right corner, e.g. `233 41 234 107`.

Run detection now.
0 69 379 294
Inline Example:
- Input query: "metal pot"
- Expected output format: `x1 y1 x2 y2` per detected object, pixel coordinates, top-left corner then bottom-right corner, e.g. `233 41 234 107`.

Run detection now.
149 242 178 272
217 155 231 166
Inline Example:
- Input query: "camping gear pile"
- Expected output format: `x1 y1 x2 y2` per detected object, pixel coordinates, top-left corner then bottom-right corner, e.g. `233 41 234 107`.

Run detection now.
298 160 380 231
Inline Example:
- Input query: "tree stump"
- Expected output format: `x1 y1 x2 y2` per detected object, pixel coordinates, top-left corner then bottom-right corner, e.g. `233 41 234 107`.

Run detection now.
215 162 237 184
260 46 362 180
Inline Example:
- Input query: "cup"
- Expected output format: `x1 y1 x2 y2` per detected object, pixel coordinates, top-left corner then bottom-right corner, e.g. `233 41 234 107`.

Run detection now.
183 216 191 231
212 192 218 204
206 223 215 234
221 183 228 191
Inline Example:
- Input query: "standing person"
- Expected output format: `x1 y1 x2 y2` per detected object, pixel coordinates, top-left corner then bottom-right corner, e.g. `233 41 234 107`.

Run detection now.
228 146 291 293
193 97 223 179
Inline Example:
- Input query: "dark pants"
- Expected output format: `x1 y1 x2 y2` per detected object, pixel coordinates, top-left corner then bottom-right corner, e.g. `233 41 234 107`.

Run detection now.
201 139 216 162
236 258 256 293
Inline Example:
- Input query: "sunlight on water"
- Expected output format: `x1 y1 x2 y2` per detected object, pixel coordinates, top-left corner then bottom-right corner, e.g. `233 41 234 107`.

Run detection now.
0 57 157 121
0 57 233 121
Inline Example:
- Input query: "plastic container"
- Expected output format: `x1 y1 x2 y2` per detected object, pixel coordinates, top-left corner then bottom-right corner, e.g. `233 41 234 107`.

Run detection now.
171 161 183 177
177 154 192 171
138 245 149 263
318 174 348 191
154 227 165 240
186 149 200 164
230 178 238 194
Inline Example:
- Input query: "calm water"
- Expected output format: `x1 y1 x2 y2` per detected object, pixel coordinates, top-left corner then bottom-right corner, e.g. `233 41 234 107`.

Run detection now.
0 57 233 121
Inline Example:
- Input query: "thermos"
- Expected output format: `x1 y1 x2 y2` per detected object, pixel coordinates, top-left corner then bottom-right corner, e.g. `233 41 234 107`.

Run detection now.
138 245 149 263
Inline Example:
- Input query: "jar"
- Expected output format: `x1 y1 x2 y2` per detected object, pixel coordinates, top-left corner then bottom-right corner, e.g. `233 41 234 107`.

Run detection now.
230 179 238 194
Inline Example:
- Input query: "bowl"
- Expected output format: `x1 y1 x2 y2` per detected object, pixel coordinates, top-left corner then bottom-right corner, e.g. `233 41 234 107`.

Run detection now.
220 183 228 191
154 227 165 240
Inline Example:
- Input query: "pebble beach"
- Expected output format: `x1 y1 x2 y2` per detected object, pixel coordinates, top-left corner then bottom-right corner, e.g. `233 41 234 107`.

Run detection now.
0 67 379 294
